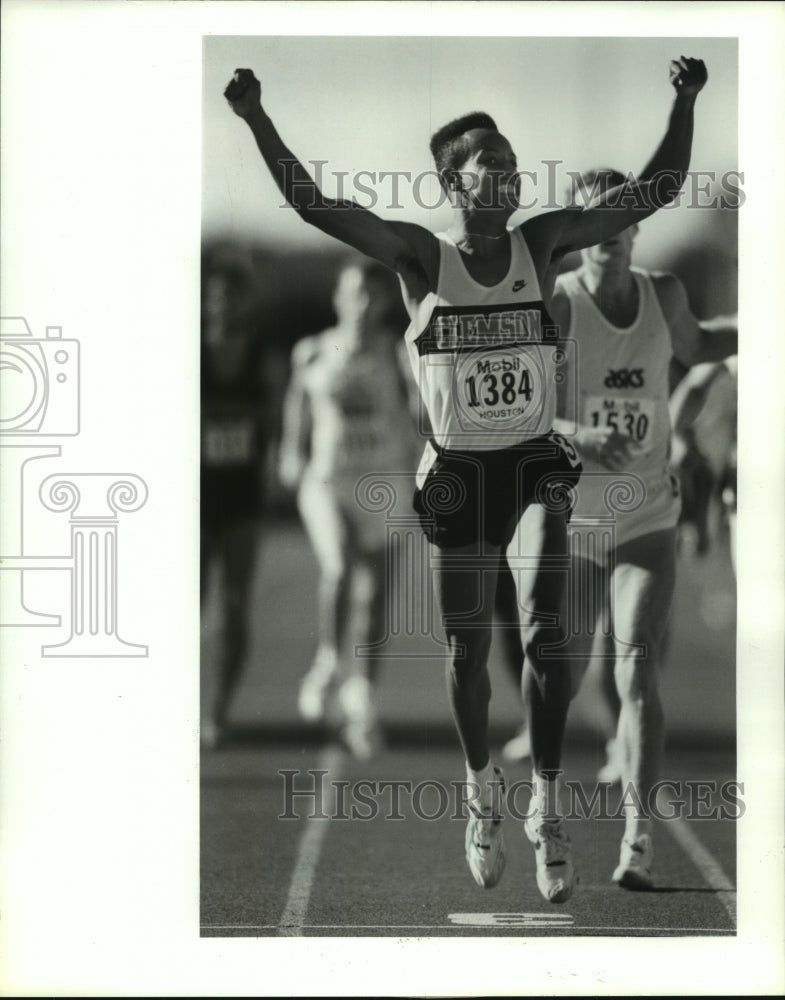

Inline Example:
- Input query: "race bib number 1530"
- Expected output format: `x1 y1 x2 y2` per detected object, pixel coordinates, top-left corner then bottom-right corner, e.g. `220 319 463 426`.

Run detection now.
584 395 656 446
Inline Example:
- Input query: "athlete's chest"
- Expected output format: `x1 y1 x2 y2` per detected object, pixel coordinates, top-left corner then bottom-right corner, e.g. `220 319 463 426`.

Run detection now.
438 233 541 303
579 329 671 394
579 274 641 329
594 298 639 328
575 318 671 450
307 353 394 415
455 244 513 287
571 279 670 388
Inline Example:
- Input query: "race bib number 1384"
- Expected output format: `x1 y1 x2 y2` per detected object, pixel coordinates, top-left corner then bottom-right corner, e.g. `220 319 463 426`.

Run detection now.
455 348 546 430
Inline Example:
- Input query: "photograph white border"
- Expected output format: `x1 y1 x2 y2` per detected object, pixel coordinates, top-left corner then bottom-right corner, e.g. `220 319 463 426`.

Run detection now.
1 1 783 995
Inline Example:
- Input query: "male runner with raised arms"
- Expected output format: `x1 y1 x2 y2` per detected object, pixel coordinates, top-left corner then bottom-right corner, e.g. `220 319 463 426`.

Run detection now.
550 169 737 888
279 259 418 758
224 58 707 904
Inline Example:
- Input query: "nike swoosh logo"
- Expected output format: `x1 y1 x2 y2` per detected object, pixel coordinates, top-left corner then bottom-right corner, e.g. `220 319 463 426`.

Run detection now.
512 279 527 292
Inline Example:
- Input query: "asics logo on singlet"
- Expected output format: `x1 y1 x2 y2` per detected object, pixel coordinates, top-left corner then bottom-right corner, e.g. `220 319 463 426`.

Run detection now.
512 278 528 292
604 368 645 389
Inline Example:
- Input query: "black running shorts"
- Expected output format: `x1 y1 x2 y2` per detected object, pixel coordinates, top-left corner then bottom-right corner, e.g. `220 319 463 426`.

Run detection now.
412 431 582 549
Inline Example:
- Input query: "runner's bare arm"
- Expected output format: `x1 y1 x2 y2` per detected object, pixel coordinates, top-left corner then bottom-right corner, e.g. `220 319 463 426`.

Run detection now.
652 273 738 366
224 70 436 297
551 290 574 433
277 339 315 491
669 361 730 436
522 57 708 260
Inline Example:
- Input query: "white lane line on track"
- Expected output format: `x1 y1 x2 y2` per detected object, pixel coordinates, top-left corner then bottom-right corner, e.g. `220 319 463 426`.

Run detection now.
278 745 344 937
665 816 736 926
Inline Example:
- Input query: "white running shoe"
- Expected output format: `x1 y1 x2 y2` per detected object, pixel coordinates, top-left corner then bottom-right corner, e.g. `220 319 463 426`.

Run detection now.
501 722 531 762
597 737 623 785
612 833 654 890
338 675 384 760
200 718 227 750
341 719 384 760
524 815 577 904
464 767 507 889
297 650 339 722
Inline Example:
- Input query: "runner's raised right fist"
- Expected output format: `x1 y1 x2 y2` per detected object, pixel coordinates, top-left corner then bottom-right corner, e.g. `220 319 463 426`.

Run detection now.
224 69 262 119
668 56 707 98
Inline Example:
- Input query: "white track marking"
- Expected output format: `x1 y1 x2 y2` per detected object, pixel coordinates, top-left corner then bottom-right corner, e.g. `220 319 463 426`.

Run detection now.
665 816 736 926
269 759 735 934
278 745 344 936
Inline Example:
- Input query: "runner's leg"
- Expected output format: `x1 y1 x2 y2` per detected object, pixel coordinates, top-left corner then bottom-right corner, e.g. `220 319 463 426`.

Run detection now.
336 536 389 758
495 554 525 688
211 517 261 729
567 551 620 778
509 504 572 779
354 545 391 685
431 539 500 772
296 475 353 718
610 528 676 843
510 502 578 902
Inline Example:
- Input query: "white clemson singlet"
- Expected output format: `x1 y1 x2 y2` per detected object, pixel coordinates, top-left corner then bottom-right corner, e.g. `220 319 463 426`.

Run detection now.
404 229 560 456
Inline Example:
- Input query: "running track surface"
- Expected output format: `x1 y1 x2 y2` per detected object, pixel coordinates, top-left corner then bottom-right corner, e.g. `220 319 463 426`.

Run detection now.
201 743 737 938
201 521 737 938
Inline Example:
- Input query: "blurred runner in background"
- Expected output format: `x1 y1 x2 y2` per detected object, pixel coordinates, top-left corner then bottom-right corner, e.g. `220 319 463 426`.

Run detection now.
278 260 418 758
201 246 276 749
670 355 738 573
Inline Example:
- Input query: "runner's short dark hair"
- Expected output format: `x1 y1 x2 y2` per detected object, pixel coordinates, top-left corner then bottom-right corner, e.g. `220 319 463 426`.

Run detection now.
430 112 498 174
